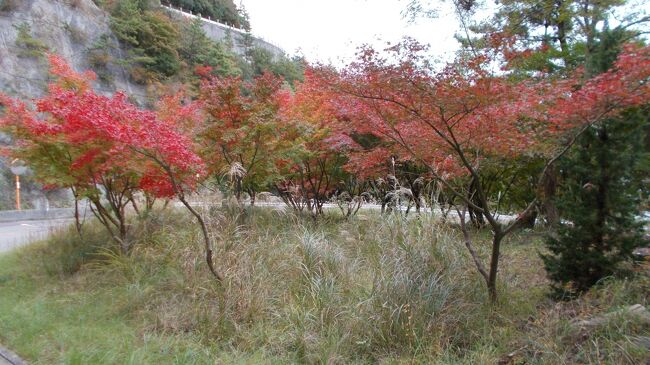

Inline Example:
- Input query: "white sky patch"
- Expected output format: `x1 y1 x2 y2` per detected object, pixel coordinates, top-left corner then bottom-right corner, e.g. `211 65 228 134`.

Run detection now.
239 0 464 65
239 0 649 66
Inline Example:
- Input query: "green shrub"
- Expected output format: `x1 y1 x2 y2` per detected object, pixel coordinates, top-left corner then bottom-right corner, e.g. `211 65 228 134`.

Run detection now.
178 17 240 76
86 35 115 83
167 0 250 30
63 21 87 44
110 0 181 83
35 224 111 276
13 23 48 59
0 0 19 12
542 110 649 297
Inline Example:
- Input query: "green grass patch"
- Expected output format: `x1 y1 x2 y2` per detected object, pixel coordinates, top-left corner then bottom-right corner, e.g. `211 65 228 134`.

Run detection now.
0 208 648 364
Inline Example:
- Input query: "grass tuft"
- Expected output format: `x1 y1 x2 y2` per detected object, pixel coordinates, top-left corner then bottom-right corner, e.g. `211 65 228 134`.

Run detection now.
0 207 648 364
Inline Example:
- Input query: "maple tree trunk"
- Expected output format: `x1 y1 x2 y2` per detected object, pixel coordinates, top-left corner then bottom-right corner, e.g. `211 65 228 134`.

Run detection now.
140 152 224 282
249 190 256 206
468 206 485 227
88 197 129 253
145 194 155 212
178 194 223 281
351 199 362 218
519 209 538 229
541 166 559 226
487 231 504 302
130 195 141 216
74 199 81 234
234 177 243 205
117 211 128 253
457 205 501 302
71 187 83 236
467 177 486 227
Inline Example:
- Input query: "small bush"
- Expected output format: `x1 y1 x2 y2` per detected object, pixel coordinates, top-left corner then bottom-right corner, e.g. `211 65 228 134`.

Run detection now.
110 1 181 83
65 0 84 8
128 64 158 84
63 22 87 44
35 224 112 276
86 34 114 83
0 0 19 12
13 23 48 59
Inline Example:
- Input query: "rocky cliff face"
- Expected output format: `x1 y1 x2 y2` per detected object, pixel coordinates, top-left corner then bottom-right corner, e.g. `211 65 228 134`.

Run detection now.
0 0 146 209
0 0 144 100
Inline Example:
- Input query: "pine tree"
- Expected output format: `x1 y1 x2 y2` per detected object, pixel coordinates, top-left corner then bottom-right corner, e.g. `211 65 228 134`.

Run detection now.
542 27 649 296
179 18 239 76
542 109 649 295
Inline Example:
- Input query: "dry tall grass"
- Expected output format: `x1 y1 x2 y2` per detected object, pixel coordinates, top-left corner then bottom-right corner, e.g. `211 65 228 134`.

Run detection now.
3 207 649 364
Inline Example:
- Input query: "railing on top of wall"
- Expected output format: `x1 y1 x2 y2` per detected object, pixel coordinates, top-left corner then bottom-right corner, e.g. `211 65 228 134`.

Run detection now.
158 1 284 53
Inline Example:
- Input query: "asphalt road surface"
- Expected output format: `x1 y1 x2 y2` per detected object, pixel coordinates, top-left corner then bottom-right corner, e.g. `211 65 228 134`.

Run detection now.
0 344 26 365
0 219 73 253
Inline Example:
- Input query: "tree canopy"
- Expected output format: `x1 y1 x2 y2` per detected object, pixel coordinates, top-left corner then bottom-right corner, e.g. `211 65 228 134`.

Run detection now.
165 0 250 29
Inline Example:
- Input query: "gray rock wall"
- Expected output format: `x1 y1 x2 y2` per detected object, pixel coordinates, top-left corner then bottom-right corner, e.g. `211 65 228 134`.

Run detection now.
0 0 145 100
0 0 145 211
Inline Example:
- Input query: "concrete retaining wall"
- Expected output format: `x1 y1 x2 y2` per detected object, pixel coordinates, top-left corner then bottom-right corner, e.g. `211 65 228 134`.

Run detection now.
161 4 285 59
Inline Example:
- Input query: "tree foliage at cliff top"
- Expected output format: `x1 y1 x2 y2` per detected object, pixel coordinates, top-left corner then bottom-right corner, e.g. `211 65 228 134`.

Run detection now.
166 0 249 29
105 0 300 85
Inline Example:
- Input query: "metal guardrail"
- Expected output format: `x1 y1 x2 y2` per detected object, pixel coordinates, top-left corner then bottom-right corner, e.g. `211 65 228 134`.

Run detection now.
0 208 75 223
159 1 285 53
161 2 246 33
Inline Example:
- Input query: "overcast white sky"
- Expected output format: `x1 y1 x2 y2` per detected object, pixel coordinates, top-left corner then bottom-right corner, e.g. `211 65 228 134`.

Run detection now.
239 0 650 67
239 0 465 65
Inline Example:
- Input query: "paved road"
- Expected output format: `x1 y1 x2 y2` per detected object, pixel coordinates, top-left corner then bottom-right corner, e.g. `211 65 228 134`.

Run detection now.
0 219 73 253
0 345 26 365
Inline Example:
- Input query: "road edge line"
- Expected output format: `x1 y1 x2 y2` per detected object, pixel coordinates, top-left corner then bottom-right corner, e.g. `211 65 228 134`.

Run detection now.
0 344 27 365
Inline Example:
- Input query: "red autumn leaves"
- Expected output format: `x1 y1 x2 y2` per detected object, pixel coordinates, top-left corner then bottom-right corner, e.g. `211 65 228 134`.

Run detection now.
1 44 647 285
1 43 648 207
1 55 204 199
324 41 650 181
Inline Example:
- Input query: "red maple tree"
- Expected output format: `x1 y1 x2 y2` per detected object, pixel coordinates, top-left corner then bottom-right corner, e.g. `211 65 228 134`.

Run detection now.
323 41 650 300
277 69 355 216
0 55 222 279
198 72 291 205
